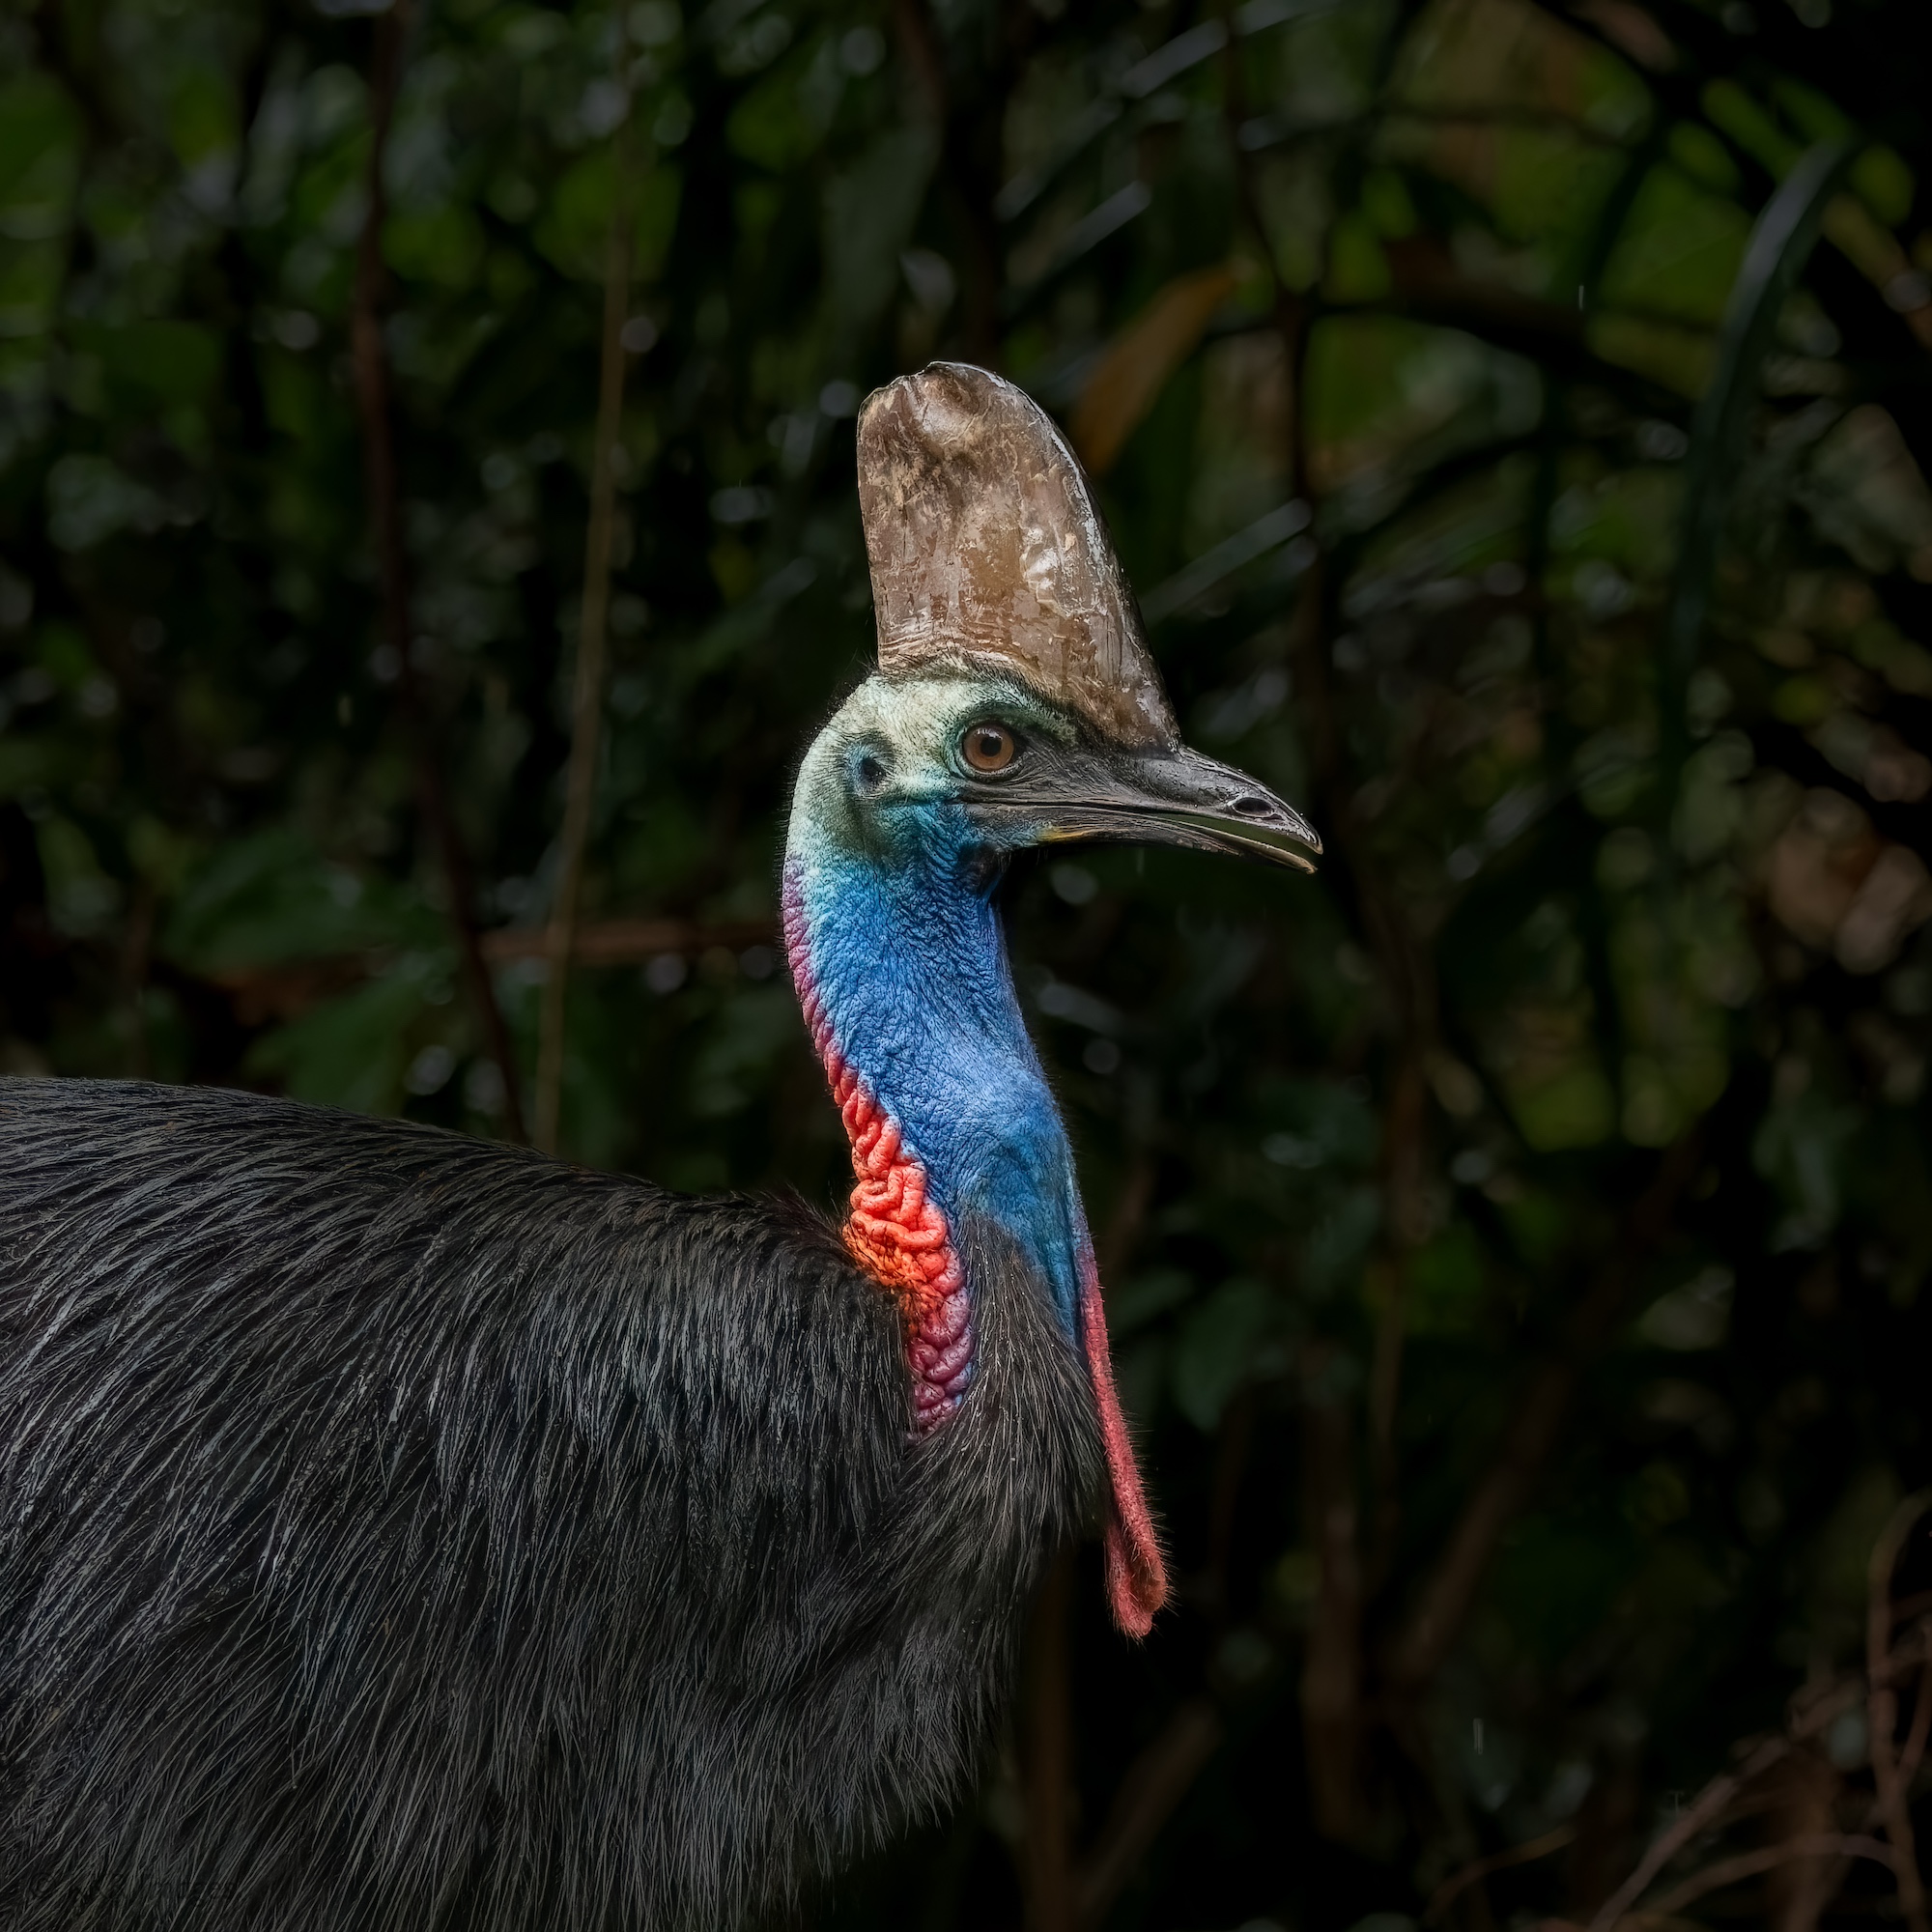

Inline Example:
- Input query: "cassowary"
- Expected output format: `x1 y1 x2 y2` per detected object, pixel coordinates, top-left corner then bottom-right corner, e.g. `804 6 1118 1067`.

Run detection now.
0 363 1318 1930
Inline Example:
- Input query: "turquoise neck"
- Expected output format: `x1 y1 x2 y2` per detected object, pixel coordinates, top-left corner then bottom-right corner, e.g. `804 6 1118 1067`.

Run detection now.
781 798 1088 1340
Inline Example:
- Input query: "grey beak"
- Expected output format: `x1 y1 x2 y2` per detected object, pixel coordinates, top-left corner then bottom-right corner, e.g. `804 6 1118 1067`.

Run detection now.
961 744 1321 873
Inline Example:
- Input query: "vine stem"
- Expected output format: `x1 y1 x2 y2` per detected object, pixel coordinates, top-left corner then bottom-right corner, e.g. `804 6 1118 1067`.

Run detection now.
351 0 526 1141
535 104 635 1156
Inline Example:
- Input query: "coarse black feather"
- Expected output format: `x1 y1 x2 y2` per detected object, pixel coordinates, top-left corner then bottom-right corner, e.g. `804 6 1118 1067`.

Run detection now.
0 1077 1101 1931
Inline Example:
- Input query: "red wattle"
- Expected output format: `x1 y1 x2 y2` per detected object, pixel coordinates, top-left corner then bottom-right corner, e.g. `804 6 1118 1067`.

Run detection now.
1080 1253 1167 1638
786 879 973 1429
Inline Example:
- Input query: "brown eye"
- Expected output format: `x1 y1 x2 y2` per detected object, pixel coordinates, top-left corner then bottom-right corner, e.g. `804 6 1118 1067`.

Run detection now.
961 722 1017 773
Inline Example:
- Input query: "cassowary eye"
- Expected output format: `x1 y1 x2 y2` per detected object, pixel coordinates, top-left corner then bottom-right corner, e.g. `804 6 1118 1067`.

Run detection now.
960 723 1017 774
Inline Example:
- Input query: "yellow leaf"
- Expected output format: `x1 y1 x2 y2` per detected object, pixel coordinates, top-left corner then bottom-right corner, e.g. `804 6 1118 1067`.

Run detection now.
1070 265 1238 476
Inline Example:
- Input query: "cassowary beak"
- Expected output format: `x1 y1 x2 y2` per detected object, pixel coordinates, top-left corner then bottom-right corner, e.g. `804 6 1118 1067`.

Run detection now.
962 743 1321 873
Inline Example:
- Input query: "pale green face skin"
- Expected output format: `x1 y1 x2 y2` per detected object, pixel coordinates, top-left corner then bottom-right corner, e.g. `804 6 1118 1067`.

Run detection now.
788 668 1322 877
789 671 1074 853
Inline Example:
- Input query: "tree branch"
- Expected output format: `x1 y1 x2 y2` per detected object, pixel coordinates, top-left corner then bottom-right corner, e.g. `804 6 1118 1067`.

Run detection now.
1584 1645 1929 1932
485 918 773 967
1649 1835 1895 1918
1424 1824 1577 1925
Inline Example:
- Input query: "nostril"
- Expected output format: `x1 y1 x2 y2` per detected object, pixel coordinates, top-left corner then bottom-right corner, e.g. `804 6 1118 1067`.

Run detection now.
1228 794 1275 817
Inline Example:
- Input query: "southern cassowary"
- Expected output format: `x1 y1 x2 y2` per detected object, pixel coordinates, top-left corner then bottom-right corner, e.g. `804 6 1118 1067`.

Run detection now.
0 364 1318 1930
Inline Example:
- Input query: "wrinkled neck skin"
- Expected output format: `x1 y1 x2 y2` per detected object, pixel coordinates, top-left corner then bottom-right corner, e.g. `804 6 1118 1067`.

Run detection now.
783 767 1089 1406
783 678 1165 1636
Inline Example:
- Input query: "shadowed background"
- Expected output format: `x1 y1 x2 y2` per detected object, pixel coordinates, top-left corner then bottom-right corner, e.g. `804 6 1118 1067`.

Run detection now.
4 0 1932 1925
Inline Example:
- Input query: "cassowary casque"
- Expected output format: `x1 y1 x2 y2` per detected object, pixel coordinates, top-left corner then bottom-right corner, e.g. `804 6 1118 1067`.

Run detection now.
0 362 1317 1931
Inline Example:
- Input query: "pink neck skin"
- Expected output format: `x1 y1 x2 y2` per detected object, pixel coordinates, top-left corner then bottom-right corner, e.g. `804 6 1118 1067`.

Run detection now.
1080 1249 1166 1637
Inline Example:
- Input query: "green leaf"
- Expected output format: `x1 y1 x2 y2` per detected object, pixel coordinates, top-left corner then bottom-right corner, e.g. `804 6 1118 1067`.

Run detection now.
1850 145 1916 227
1661 140 1856 751
1701 80 1802 178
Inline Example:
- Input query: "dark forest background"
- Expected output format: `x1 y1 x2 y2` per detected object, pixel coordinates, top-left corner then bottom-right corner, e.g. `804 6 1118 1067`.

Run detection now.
7 0 1932 1925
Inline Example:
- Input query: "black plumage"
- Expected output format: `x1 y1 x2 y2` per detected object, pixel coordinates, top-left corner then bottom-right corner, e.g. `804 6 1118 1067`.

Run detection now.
0 1078 1099 1931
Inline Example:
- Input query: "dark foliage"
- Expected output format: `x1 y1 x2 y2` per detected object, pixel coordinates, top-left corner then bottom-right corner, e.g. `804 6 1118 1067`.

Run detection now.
9 0 1932 1924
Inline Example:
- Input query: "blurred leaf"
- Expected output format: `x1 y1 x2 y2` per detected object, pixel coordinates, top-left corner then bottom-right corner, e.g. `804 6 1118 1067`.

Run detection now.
245 964 440 1116
71 321 220 407
823 127 937 331
1636 1264 1732 1349
1753 1088 1861 1249
1071 265 1237 476
1408 1224 1488 1335
163 830 439 975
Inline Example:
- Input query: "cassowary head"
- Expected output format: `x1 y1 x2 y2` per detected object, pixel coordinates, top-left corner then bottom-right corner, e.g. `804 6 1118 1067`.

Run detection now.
795 361 1321 883
784 362 1319 1637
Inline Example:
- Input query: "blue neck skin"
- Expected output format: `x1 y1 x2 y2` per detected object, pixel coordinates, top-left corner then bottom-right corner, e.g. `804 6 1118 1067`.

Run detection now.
787 792 1088 1341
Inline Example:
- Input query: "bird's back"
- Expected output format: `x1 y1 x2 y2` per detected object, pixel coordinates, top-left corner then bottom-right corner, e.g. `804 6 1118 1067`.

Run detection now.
0 1078 1097 1931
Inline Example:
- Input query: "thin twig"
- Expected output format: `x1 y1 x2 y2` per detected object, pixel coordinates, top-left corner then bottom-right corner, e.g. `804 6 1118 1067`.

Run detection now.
1646 1835 1895 1918
1869 1492 1932 1932
1585 1735 1795 1932
1806 1662 1932 1932
1760 1752 1847 1932
1072 1699 1223 1929
1584 1648 1930 1932
1896 1659 1932 1794
351 0 526 1141
1022 1551 1075 1932
535 101 635 1155
1301 1341 1365 1843
1369 1055 1427 1583
1425 1825 1577 1925
1390 1127 1705 1692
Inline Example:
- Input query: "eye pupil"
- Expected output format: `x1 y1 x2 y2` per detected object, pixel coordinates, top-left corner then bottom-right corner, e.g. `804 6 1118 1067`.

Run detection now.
962 723 1015 773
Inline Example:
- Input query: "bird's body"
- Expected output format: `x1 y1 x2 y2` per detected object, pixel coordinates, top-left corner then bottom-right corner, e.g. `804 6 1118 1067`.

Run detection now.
0 1080 1098 1930
0 363 1317 1929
